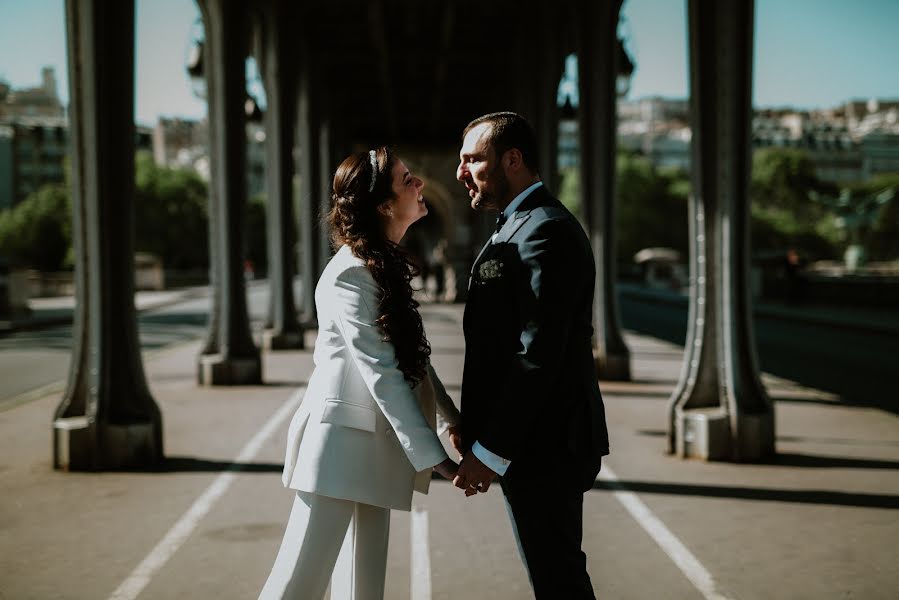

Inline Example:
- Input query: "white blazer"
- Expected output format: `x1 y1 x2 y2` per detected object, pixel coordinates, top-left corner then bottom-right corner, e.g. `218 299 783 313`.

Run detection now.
281 245 460 511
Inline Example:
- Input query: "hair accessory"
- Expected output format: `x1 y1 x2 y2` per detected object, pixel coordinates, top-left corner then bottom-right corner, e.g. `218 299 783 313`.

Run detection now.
368 150 378 192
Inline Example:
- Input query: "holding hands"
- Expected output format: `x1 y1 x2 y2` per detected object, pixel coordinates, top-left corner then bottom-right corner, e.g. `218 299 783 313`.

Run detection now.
441 426 497 498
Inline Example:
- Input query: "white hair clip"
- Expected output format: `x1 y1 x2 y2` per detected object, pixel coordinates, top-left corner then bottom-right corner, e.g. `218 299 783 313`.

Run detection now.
368 150 378 192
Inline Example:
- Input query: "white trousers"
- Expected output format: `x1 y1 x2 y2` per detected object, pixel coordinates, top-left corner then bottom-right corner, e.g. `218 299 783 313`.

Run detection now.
259 491 391 600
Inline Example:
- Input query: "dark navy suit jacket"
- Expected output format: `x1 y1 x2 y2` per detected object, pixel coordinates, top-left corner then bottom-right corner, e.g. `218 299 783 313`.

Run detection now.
461 185 609 492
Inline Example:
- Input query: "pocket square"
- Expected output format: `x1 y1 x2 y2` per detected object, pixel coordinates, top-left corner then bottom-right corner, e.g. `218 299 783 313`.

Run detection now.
478 259 504 280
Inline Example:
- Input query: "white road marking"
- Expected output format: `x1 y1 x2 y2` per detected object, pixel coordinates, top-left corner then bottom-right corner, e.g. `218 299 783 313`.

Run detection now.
410 505 432 600
107 387 306 600
598 465 732 600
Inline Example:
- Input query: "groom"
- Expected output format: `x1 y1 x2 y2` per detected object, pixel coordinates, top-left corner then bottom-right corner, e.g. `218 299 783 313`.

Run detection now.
452 112 609 598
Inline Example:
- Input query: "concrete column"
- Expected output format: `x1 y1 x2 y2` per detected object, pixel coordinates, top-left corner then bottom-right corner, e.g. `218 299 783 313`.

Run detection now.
296 38 322 324
576 0 631 381
668 0 774 461
259 0 304 350
536 1 562 193
53 0 163 470
317 116 334 276
197 0 262 385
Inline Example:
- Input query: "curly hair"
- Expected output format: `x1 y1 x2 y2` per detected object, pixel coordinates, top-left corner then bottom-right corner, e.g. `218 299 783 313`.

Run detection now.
326 146 431 387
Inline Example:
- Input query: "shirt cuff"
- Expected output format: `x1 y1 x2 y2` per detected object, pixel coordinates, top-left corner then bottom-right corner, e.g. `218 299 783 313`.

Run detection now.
471 441 511 476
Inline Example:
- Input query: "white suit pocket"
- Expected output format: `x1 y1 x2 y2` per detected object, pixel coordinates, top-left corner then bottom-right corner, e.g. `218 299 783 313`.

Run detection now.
320 399 377 432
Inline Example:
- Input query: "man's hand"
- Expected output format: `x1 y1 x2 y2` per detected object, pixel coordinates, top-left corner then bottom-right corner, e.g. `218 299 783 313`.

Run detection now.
453 451 497 497
447 425 464 459
432 458 458 481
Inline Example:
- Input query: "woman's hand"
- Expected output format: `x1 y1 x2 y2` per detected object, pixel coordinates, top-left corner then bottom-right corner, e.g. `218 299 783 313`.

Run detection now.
447 425 463 459
432 458 459 481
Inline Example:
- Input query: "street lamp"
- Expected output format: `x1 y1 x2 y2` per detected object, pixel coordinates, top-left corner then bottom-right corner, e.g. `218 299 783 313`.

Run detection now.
615 36 635 98
184 16 263 123
185 18 206 100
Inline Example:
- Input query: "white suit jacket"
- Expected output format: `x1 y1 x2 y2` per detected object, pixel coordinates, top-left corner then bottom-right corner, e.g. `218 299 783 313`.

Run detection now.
281 245 460 511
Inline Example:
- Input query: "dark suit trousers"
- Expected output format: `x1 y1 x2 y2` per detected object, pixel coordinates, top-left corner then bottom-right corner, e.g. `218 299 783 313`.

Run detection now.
500 475 596 599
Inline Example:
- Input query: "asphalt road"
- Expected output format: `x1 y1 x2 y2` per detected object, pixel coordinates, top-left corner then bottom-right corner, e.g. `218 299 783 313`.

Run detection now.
0 283 276 410
619 293 897 414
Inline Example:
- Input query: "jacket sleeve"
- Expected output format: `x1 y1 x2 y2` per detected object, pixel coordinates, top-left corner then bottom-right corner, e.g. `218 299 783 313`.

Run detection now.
332 266 448 472
428 363 461 434
479 218 583 461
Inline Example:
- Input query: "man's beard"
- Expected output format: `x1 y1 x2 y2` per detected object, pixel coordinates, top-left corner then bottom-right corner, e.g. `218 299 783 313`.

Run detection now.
472 163 510 211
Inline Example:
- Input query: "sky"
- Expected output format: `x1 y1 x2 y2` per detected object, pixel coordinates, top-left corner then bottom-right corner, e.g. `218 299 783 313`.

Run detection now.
1 0 898 125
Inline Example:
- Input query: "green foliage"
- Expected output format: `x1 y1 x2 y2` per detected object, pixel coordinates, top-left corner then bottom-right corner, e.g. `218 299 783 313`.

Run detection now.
749 148 841 260
843 173 899 261
133 151 209 270
615 152 689 262
0 184 71 270
557 168 582 218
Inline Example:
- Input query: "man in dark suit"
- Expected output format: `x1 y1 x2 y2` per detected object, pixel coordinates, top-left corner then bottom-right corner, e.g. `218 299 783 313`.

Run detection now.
452 112 609 599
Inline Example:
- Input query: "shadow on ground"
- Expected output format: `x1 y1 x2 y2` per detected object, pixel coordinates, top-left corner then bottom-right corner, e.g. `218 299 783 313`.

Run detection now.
593 479 899 510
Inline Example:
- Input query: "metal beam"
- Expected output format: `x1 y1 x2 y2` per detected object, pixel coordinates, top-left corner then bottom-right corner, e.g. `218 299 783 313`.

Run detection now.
577 0 631 381
668 0 774 461
197 0 262 385
260 0 305 350
54 0 163 470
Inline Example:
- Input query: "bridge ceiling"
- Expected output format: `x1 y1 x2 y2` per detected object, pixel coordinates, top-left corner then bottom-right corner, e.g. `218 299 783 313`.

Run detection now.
298 0 577 145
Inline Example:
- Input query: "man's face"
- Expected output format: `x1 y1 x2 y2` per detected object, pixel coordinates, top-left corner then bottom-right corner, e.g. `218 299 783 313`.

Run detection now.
456 123 510 211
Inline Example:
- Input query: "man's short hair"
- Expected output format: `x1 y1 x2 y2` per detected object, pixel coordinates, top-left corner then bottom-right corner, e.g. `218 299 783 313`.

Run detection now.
463 112 540 174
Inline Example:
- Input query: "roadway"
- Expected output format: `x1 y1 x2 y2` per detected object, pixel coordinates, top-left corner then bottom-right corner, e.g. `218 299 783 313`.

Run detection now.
2 299 897 599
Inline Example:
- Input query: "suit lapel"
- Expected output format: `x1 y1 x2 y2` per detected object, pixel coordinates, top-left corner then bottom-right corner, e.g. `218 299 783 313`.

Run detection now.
469 185 554 280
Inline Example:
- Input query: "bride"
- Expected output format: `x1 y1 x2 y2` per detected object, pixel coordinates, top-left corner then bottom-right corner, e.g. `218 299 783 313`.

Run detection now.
259 147 462 599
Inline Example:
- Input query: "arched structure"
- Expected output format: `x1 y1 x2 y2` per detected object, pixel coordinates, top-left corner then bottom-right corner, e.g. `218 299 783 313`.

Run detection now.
55 0 772 469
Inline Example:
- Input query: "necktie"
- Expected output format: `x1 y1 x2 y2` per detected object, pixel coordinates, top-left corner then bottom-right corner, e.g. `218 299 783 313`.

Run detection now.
494 213 507 233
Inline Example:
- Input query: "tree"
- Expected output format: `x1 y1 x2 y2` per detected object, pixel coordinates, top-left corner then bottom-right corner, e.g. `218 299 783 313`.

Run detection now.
134 151 209 270
749 148 841 260
615 152 689 263
0 184 71 271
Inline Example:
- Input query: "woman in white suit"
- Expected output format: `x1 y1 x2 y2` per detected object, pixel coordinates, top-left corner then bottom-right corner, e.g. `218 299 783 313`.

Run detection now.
260 147 462 600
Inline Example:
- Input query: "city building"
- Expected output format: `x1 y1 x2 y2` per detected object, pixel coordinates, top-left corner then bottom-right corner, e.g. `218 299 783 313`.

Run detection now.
0 116 69 210
152 116 208 171
0 67 65 120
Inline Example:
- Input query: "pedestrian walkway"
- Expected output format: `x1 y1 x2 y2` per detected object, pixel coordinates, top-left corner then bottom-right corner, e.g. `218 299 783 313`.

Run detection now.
0 303 897 599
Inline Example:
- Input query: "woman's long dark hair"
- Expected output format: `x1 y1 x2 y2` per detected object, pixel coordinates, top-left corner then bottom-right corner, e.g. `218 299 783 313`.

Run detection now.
327 146 430 387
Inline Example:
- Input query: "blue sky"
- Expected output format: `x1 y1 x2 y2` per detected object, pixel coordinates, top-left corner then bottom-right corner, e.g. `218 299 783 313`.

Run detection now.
1 0 898 125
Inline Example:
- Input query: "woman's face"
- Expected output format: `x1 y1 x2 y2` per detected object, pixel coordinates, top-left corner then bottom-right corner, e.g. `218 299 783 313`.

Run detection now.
384 158 427 231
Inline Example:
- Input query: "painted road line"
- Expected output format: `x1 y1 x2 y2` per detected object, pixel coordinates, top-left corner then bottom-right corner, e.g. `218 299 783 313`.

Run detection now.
107 387 305 600
410 505 432 600
598 465 733 600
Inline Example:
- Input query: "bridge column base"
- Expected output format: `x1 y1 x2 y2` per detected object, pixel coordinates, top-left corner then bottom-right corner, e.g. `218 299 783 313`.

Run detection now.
199 354 262 386
675 408 730 460
594 350 631 381
53 416 162 471
264 328 305 351
675 408 776 461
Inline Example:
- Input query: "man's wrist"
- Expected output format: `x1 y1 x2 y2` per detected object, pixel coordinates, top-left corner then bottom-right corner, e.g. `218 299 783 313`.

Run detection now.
471 440 510 476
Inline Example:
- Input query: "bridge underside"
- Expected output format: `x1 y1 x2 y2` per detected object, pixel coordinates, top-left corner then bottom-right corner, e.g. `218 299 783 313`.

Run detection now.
52 0 773 470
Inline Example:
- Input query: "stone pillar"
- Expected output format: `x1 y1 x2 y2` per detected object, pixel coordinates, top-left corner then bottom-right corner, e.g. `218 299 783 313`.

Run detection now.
296 39 321 325
259 0 304 350
53 0 163 470
536 1 562 193
668 0 774 461
197 0 262 385
576 0 631 381
317 116 334 276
